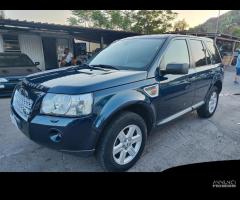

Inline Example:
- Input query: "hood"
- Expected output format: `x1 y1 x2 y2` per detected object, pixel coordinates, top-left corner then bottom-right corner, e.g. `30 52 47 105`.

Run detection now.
24 66 147 94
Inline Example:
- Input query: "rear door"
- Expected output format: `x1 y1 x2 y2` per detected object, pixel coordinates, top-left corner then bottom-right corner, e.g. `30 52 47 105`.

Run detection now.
188 39 215 104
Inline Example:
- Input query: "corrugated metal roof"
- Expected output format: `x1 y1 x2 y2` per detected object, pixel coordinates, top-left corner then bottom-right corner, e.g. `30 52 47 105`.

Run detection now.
0 18 141 44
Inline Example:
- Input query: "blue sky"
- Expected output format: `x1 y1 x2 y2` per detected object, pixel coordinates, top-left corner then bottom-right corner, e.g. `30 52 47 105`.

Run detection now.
4 10 231 28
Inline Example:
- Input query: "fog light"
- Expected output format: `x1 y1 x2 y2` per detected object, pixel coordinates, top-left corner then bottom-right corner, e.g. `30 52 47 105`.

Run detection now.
49 129 63 143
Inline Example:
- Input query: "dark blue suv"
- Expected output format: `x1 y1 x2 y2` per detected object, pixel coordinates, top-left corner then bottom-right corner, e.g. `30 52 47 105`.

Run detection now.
10 34 224 171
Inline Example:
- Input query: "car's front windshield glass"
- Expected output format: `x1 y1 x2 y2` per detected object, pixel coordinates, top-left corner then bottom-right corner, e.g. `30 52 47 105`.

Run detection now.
89 38 165 70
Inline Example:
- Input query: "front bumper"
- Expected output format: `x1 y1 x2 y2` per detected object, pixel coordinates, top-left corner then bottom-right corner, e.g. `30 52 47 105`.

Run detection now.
10 107 98 157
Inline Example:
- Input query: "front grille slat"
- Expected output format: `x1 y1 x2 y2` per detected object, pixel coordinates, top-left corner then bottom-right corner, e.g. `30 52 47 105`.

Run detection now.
12 89 33 121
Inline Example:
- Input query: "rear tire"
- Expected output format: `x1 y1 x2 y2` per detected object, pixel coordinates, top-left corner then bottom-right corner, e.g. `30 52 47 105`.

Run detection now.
197 86 219 118
96 111 147 172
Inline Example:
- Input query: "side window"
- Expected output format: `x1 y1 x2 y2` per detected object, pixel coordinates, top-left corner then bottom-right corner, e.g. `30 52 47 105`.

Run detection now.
189 40 207 67
206 41 222 64
160 39 190 70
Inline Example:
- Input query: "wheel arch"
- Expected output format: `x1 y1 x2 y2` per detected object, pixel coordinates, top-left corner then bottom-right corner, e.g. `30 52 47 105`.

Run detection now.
213 79 223 94
96 101 156 135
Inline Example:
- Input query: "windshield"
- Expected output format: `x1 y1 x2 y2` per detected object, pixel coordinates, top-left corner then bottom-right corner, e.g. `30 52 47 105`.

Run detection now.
89 38 165 70
0 54 34 67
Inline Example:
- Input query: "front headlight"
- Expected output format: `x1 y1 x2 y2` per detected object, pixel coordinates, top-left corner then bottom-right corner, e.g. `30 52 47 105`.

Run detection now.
40 93 93 117
0 78 8 83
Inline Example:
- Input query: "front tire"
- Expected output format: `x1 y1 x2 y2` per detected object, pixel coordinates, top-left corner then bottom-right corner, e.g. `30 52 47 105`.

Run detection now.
96 112 147 172
197 86 219 118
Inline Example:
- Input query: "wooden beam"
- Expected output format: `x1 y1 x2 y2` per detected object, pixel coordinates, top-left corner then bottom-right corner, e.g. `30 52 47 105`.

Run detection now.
230 41 237 66
216 36 240 43
100 36 104 49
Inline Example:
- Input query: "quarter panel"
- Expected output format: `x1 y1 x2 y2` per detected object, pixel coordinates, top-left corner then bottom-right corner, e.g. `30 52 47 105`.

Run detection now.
193 64 221 104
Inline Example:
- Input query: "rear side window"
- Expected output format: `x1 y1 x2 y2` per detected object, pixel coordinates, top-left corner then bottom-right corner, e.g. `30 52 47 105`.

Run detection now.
0 54 34 67
160 39 190 70
189 40 207 67
205 41 222 64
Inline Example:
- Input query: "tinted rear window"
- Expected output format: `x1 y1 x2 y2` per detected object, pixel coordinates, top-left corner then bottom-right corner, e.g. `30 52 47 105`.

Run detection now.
0 54 34 67
205 41 222 64
189 40 208 67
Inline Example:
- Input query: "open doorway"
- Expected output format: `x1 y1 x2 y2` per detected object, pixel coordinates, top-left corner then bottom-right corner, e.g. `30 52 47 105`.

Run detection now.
42 37 58 70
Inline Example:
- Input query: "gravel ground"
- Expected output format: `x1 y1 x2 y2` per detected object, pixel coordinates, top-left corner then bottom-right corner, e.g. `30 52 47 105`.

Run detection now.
0 67 239 172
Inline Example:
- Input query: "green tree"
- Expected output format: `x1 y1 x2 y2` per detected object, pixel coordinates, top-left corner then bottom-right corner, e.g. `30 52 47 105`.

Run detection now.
91 10 109 28
106 10 134 30
120 10 134 31
232 27 240 37
68 10 135 31
173 19 189 32
131 10 177 34
67 17 79 26
67 10 93 27
67 10 177 34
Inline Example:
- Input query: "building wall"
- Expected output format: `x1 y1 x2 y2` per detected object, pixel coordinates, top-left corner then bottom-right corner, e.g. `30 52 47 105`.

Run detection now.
89 42 100 52
1 30 103 70
19 34 45 70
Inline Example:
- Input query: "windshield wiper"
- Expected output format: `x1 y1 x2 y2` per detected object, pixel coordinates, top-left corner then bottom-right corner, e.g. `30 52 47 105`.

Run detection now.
89 64 119 70
81 63 91 68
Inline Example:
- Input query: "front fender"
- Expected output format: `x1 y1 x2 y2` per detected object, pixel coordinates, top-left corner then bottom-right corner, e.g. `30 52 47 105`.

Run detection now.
93 89 154 132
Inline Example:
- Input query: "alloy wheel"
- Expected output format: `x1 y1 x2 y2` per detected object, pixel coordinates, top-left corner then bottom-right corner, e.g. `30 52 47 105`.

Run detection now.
112 124 142 165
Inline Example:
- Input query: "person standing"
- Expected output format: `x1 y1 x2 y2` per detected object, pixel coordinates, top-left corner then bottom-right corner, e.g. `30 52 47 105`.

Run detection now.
60 48 73 67
234 50 240 84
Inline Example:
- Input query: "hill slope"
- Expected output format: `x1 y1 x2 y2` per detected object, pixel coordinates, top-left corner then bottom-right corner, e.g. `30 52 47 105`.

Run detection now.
189 10 240 37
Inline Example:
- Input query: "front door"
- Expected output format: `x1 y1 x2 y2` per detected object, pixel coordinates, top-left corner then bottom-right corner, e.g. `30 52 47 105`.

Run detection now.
42 37 58 70
154 38 196 123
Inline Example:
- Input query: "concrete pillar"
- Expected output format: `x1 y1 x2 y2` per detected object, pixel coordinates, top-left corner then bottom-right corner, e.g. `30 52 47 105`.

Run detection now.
230 41 236 66
100 36 104 49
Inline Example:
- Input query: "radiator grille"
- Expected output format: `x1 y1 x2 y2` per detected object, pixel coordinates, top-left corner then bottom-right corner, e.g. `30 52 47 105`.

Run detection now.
12 89 33 121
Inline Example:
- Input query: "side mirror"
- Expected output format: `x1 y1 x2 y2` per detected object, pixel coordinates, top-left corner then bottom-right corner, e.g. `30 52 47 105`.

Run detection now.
35 62 40 66
164 63 189 75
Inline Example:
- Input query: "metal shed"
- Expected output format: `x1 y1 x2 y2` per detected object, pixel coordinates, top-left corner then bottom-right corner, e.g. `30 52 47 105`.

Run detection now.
0 19 140 70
